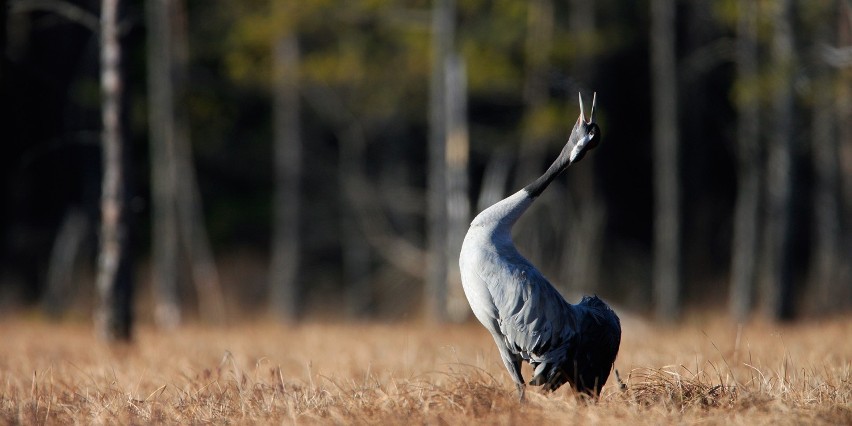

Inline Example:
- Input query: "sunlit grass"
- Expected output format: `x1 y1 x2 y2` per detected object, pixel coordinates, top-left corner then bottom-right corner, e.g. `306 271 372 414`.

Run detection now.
0 315 849 424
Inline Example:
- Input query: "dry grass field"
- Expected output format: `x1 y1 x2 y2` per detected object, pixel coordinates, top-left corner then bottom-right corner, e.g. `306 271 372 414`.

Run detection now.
1 314 849 425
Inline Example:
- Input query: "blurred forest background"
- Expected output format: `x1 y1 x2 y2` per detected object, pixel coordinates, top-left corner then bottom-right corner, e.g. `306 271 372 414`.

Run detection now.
2 0 851 338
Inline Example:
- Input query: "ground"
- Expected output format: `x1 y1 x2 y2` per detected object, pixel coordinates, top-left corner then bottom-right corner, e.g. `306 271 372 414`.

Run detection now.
0 313 849 424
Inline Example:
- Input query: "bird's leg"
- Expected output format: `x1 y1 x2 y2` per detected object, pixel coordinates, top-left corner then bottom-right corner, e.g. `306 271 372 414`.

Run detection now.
615 369 627 391
490 333 527 403
517 382 526 403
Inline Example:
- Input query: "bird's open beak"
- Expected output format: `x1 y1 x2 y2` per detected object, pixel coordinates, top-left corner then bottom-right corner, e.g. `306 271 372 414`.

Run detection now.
589 92 596 123
579 92 597 124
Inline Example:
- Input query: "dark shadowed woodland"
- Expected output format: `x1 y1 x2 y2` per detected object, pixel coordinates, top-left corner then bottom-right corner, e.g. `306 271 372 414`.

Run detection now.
2 0 851 337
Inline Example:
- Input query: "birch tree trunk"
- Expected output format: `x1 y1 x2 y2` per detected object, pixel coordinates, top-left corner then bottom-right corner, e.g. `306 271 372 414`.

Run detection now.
427 0 454 322
761 0 795 320
147 0 181 328
270 33 301 321
650 0 681 322
445 54 470 322
729 0 761 321
96 0 133 340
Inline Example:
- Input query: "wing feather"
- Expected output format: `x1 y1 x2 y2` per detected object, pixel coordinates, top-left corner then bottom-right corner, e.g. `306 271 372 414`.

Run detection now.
475 253 577 363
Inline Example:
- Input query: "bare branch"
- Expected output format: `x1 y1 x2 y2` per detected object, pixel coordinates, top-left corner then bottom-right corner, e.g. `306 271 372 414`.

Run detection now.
818 43 852 68
302 85 427 279
10 0 99 32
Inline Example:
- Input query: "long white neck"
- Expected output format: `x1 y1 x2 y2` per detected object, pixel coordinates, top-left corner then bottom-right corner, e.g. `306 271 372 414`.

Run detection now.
469 190 534 235
469 130 576 235
470 145 569 235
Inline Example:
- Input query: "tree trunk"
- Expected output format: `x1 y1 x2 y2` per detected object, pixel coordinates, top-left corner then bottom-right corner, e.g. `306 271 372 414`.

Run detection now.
148 0 226 325
0 0 6 86
44 208 89 318
445 54 470 322
835 3 852 312
476 150 512 214
729 0 761 321
561 0 604 296
171 0 226 324
270 33 301 322
96 0 133 341
560 187 604 296
513 0 554 272
303 84 425 291
760 0 795 320
147 0 181 328
516 0 553 186
427 0 454 322
650 0 681 322
339 118 371 319
808 1 841 315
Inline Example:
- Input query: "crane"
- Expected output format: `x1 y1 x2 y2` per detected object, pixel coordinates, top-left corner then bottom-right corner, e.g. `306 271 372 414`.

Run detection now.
459 92 621 401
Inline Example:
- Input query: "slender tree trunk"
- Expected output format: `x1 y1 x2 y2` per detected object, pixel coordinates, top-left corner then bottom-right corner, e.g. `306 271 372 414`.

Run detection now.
569 0 593 62
171 0 226 324
339 120 371 319
729 0 761 321
761 0 795 320
650 0 681 322
517 0 553 186
445 54 470 322
836 3 852 312
147 0 181 328
96 0 133 341
0 0 6 86
427 0 454 322
148 0 225 325
561 0 604 296
808 1 841 314
560 187 604 295
303 85 424 288
299 85 373 318
513 0 553 271
44 209 89 318
270 33 301 321
176 155 227 324
476 150 512 214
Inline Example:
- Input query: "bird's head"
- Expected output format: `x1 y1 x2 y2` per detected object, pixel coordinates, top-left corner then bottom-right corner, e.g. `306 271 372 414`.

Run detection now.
522 92 602 198
559 92 601 169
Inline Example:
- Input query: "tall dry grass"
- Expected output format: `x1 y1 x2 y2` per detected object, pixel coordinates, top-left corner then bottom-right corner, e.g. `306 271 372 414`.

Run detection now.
0 314 849 424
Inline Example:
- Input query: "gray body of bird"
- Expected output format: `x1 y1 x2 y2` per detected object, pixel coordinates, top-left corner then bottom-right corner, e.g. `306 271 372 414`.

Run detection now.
459 93 621 400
